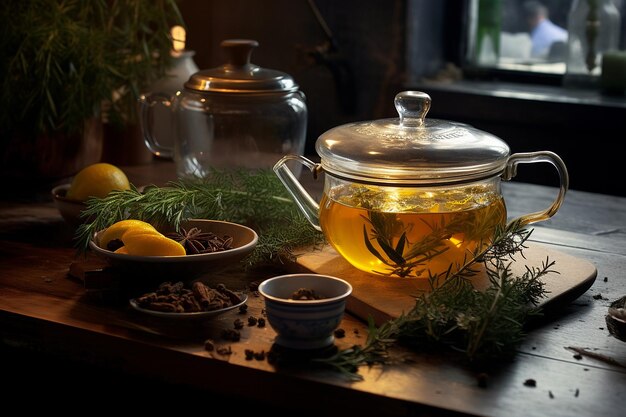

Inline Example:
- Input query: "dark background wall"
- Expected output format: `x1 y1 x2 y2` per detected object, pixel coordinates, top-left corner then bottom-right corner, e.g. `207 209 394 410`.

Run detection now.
178 0 626 196
179 0 409 155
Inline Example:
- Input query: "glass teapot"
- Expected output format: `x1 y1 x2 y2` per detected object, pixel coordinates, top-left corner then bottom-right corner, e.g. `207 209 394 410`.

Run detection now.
140 39 307 178
274 91 568 279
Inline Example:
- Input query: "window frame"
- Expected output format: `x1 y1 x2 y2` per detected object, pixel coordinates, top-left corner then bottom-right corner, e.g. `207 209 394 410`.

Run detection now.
442 0 626 87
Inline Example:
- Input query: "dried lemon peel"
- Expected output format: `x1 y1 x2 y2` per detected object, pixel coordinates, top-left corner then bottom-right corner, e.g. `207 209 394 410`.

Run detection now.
100 219 185 256
99 219 157 249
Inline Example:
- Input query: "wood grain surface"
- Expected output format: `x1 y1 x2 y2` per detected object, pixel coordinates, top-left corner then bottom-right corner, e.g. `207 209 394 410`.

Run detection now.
294 243 597 325
1 160 625 417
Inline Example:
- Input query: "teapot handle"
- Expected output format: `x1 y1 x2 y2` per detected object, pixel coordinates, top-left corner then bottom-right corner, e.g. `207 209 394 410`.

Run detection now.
139 92 174 159
273 155 322 231
501 151 569 227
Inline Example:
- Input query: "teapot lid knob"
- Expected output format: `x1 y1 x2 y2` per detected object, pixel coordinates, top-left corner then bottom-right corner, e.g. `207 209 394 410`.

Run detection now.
394 91 431 127
221 39 259 67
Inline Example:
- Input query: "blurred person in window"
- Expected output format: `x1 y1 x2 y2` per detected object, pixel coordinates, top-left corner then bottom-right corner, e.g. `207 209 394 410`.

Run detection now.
523 1 568 59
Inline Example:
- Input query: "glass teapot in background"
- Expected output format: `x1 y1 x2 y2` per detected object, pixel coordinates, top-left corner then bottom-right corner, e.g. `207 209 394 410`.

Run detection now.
274 91 569 279
140 39 308 178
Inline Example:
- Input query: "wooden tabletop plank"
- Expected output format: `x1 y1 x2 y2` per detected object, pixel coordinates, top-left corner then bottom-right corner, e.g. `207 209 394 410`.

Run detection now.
502 182 626 243
2 162 626 417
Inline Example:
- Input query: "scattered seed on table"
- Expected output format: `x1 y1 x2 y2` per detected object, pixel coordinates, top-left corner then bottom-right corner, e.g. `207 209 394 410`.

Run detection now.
248 316 258 326
257 318 265 328
334 328 346 338
216 346 232 355
244 349 254 360
549 391 554 399
575 388 580 397
573 353 583 360
204 339 215 352
238 304 248 314
254 351 266 361
524 379 537 387
221 329 241 342
234 318 244 329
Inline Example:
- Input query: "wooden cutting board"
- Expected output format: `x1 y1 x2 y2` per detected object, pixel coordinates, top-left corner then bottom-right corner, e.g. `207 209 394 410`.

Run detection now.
293 243 597 325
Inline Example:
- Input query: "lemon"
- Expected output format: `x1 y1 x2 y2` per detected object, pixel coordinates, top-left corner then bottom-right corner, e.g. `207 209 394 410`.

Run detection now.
99 219 157 250
66 163 130 201
123 234 186 256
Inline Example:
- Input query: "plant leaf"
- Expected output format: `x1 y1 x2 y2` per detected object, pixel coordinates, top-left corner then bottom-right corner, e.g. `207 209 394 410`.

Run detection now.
395 232 407 255
363 225 393 266
376 237 406 266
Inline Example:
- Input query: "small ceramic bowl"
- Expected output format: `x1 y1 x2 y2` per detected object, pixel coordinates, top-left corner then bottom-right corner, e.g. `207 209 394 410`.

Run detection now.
258 274 352 349
89 219 258 281
51 184 86 226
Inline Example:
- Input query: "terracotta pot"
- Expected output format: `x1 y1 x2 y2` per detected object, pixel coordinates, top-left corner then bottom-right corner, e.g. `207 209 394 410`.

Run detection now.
0 118 103 183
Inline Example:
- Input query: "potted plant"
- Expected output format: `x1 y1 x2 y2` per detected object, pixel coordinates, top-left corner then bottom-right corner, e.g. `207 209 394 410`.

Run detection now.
0 0 184 182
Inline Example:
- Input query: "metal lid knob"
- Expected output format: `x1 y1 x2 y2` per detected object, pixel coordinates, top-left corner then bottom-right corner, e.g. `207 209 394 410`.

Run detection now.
184 39 299 93
221 39 258 67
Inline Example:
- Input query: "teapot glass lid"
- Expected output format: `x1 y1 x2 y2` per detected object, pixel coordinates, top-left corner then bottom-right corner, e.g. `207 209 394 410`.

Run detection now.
316 91 511 185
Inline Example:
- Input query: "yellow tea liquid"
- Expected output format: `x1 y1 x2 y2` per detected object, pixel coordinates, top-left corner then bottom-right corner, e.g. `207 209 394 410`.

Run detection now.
319 185 506 278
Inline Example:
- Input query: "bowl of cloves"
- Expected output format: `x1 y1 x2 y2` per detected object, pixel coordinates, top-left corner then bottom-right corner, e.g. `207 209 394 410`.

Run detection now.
89 219 258 280
258 274 352 349
130 281 247 321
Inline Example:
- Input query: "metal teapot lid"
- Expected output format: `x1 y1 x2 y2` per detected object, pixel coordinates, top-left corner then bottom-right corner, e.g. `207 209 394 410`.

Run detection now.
316 91 511 185
184 39 299 93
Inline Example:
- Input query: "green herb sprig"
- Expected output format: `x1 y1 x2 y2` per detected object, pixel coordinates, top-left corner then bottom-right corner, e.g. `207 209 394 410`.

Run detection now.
320 222 556 380
0 0 183 136
361 198 505 278
75 169 324 265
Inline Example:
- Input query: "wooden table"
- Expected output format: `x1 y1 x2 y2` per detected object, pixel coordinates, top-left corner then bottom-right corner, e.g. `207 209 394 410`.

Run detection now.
1 160 625 416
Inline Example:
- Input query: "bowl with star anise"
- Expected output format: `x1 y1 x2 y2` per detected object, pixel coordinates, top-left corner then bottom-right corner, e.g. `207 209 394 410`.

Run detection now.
89 219 258 281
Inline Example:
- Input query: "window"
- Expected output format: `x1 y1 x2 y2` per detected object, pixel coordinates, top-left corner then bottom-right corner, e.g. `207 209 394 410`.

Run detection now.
463 0 626 81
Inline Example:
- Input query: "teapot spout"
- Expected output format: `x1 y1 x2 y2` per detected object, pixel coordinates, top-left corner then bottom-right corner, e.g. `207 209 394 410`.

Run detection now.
273 155 322 231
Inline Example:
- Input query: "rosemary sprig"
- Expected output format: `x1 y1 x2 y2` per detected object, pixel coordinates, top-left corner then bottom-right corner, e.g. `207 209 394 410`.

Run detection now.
0 0 183 137
320 223 556 380
75 169 324 265
360 195 506 277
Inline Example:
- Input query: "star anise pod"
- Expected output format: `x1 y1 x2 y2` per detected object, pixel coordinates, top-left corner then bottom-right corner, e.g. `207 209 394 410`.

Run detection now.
166 227 233 254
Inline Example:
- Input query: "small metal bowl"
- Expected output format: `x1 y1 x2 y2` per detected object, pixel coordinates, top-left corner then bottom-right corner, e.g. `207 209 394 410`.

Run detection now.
259 274 352 349
129 293 248 322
